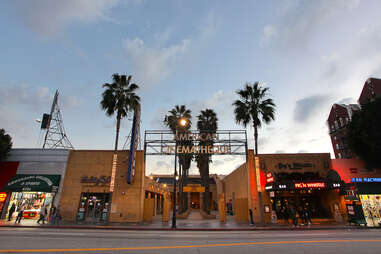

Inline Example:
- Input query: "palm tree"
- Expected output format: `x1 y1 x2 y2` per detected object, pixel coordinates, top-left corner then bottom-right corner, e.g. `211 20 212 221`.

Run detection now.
101 73 140 151
164 105 192 212
232 82 275 155
196 109 218 214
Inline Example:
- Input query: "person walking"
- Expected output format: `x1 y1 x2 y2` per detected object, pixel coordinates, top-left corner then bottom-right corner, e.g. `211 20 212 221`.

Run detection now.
37 205 47 224
289 205 297 227
55 206 62 225
303 206 311 225
15 203 25 224
8 203 16 221
298 206 305 226
49 205 57 224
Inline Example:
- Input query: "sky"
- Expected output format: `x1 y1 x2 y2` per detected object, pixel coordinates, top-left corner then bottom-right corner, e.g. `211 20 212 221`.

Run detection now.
1 0 381 176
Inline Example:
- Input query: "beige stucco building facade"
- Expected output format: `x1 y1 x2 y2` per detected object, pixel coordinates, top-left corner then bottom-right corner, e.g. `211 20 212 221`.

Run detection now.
59 150 168 223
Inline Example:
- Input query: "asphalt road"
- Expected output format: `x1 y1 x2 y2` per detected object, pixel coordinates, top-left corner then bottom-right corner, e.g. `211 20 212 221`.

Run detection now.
1 228 381 254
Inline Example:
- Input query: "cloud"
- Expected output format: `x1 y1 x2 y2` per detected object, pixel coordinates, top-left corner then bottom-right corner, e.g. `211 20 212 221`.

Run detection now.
338 97 357 105
148 108 168 130
294 95 331 123
0 85 80 110
9 0 120 37
122 37 190 88
260 0 360 49
187 90 235 129
0 85 52 109
156 160 171 168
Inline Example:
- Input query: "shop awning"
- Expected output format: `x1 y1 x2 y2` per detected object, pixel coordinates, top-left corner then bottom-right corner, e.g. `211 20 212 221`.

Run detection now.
0 162 19 191
2 174 61 192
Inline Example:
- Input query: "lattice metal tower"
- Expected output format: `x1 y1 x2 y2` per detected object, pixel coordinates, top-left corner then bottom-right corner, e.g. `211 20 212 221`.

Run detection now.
41 90 74 149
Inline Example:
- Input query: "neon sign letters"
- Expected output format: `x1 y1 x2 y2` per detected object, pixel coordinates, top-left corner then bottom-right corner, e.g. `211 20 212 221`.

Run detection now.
294 182 325 189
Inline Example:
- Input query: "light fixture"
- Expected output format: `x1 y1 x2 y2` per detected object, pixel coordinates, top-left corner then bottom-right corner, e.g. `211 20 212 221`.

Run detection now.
179 118 188 127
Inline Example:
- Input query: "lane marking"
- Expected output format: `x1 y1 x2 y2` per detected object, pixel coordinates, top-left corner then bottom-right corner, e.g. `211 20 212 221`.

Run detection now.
1 239 381 253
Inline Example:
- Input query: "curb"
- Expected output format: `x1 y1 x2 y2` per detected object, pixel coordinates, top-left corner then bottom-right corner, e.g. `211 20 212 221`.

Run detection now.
1 225 380 231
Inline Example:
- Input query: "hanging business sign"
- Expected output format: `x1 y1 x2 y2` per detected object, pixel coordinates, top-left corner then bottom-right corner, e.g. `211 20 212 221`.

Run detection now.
3 175 61 192
127 105 141 184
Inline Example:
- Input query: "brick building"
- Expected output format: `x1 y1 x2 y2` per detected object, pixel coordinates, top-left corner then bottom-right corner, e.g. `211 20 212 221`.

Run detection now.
327 104 360 159
358 78 381 105
327 77 381 159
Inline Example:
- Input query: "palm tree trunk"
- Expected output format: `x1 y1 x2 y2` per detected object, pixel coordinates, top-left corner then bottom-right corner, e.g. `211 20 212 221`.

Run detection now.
114 111 122 151
254 124 258 156
253 123 264 224
205 161 210 214
179 162 183 213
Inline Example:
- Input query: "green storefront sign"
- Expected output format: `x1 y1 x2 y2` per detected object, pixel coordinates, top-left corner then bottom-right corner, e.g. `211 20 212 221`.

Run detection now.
3 175 61 192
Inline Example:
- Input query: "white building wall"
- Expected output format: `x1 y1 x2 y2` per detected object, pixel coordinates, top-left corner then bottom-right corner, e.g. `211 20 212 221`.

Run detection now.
6 149 70 206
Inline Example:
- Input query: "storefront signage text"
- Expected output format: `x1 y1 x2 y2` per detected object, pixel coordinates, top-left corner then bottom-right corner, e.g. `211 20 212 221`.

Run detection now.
81 176 111 186
266 173 274 183
351 178 381 183
278 163 314 170
161 145 231 155
160 132 233 155
294 182 325 189
3 175 61 192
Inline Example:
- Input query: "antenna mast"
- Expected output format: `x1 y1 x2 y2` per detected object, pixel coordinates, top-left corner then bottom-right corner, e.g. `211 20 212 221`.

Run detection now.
41 90 74 149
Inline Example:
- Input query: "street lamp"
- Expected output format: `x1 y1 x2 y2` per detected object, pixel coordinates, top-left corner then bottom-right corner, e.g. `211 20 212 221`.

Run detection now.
171 117 188 229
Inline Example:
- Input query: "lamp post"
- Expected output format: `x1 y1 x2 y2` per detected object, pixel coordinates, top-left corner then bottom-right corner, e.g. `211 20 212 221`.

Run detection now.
171 117 188 229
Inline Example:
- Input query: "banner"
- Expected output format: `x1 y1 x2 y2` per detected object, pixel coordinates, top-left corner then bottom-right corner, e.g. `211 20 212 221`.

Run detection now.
127 105 141 184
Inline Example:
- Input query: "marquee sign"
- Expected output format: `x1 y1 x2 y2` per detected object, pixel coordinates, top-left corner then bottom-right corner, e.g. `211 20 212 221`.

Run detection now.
144 130 247 156
265 181 342 191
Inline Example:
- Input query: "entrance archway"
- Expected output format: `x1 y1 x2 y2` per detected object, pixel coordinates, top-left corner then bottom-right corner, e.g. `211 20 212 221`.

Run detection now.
144 130 248 226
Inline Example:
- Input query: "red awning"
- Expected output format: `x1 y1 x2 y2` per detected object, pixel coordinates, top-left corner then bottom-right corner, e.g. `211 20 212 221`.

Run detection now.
0 162 19 191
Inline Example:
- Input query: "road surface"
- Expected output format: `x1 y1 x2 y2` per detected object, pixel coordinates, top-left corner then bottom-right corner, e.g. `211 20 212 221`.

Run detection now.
1 228 381 253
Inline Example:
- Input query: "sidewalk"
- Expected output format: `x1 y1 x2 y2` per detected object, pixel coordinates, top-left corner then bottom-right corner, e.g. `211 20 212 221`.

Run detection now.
1 216 379 231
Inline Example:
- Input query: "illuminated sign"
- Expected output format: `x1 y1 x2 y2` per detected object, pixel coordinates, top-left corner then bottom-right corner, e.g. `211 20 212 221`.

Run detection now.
351 178 381 183
265 185 273 190
266 173 274 183
294 182 325 189
0 193 7 202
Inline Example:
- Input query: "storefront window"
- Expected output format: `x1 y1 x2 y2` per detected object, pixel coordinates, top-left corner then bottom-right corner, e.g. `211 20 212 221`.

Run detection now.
359 195 381 227
7 192 54 220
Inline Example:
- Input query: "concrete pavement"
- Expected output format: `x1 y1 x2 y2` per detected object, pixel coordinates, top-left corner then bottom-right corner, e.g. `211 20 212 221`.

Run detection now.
1 210 379 231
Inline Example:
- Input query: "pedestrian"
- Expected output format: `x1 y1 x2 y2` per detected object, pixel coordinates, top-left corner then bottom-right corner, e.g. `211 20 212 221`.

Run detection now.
50 205 57 224
55 206 62 225
283 206 289 223
298 207 305 226
303 207 311 225
8 203 16 221
228 199 233 215
289 205 297 227
15 203 25 224
37 205 47 224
